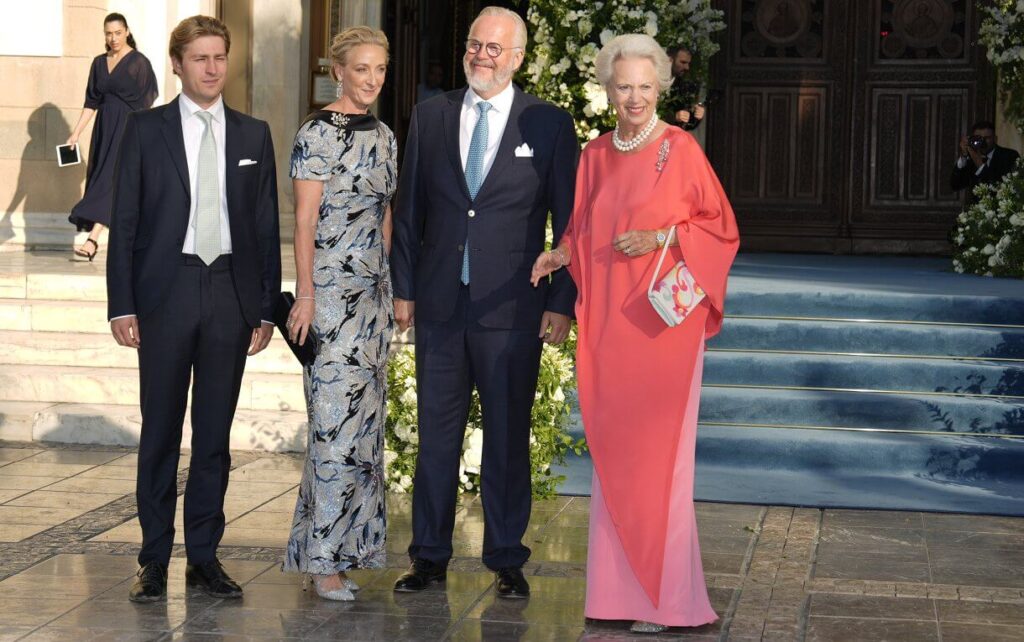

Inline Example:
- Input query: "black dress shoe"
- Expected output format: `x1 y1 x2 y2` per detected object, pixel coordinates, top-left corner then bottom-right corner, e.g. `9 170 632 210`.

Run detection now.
393 558 447 592
185 559 243 598
128 562 167 603
495 567 529 599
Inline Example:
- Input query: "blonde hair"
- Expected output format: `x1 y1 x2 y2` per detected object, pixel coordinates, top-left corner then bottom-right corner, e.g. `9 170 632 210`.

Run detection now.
329 26 390 81
595 34 673 93
470 6 528 49
169 15 230 65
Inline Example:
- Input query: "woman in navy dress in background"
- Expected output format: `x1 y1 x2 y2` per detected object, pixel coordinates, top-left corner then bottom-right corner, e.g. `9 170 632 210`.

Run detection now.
67 12 157 261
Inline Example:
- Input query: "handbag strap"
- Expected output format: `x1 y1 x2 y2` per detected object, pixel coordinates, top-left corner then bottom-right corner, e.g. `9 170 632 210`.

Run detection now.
647 225 677 296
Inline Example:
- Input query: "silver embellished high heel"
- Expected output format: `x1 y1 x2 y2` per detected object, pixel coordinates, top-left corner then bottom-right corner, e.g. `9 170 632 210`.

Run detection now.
305 574 354 601
341 575 360 592
630 621 669 634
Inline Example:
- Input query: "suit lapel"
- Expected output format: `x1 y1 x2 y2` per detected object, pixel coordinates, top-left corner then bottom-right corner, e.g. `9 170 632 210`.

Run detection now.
224 105 242 230
443 90 471 200
160 97 190 196
474 86 526 200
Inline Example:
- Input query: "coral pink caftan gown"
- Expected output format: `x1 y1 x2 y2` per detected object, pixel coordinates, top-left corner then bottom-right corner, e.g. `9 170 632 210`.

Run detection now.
563 126 739 626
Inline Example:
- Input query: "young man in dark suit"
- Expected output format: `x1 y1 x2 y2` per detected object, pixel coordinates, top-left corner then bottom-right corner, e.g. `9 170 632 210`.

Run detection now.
951 119 1021 202
390 6 578 599
106 15 281 602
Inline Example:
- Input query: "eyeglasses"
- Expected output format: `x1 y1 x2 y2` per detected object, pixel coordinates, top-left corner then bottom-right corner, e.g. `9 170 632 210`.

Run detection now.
465 39 522 58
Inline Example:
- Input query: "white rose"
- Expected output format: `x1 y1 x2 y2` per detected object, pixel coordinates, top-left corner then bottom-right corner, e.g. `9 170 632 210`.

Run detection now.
600 29 615 45
400 388 417 407
394 422 410 442
553 386 565 403
463 428 484 470
982 244 995 255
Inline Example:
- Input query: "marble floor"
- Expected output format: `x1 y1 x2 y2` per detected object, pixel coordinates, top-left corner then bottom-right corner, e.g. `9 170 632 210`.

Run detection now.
1 442 1024 641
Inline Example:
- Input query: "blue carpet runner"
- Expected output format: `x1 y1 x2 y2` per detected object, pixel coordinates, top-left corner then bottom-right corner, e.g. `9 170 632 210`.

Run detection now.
554 254 1024 515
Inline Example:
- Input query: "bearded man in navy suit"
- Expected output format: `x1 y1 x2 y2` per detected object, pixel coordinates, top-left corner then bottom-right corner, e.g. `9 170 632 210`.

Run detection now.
390 6 578 598
106 15 280 603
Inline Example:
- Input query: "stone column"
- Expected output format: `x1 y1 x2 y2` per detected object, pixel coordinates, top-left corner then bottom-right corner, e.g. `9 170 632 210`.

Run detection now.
340 0 383 29
250 0 304 242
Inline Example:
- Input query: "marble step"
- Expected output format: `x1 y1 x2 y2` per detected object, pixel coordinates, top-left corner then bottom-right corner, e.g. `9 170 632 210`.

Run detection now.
0 259 297 302
0 330 303 375
0 212 104 253
0 364 306 411
0 401 52 441
0 298 111 333
0 401 308 452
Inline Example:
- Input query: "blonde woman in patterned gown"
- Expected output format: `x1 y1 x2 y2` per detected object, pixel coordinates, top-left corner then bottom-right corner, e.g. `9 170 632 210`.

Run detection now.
283 27 397 601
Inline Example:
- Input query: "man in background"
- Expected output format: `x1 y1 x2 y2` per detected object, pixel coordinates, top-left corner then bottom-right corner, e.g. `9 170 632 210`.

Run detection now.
666 46 705 131
950 119 1020 202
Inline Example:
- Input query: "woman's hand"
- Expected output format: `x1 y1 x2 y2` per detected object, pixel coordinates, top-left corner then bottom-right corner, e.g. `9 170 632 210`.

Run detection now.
287 298 315 346
66 134 79 147
531 248 566 287
613 229 660 258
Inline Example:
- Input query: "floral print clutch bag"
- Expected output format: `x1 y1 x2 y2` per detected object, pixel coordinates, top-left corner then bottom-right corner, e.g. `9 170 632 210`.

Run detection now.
647 226 705 327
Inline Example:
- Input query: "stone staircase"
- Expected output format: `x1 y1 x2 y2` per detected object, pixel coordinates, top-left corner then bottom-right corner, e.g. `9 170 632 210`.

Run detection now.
557 254 1024 515
0 251 308 451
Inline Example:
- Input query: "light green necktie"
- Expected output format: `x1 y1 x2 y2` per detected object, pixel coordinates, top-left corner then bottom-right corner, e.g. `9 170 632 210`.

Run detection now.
194 111 221 265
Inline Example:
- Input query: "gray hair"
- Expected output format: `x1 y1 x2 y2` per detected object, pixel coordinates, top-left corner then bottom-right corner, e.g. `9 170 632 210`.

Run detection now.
470 6 528 50
595 34 673 93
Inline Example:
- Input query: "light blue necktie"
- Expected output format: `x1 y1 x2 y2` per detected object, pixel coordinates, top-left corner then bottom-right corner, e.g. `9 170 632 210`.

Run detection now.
462 101 491 285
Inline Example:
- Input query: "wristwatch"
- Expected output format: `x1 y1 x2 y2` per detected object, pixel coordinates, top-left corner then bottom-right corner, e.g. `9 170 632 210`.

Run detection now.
656 230 667 248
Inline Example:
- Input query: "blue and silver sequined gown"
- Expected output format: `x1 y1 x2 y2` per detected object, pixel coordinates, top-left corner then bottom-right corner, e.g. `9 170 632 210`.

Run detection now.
284 111 397 574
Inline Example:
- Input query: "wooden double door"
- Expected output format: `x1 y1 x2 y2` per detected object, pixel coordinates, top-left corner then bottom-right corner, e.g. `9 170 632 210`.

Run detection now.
707 0 994 254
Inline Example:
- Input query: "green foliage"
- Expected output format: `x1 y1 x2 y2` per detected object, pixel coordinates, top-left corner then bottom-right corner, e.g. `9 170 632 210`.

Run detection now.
384 334 584 500
952 159 1024 278
979 1 1024 133
519 0 725 143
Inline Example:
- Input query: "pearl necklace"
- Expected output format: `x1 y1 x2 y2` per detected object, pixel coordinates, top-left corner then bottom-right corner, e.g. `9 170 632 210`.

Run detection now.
612 114 658 153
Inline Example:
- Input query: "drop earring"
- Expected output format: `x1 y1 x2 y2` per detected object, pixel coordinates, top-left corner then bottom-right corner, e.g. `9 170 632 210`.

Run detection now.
336 80 343 98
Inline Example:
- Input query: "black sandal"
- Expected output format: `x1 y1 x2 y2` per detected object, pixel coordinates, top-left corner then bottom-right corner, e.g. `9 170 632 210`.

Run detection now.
73 238 99 262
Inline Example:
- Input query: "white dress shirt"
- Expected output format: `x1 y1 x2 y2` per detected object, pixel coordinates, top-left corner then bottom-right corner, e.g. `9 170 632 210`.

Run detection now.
956 148 995 176
459 82 515 180
180 93 232 254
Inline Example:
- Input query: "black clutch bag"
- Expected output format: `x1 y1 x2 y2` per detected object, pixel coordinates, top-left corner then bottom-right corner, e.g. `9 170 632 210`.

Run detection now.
273 292 320 366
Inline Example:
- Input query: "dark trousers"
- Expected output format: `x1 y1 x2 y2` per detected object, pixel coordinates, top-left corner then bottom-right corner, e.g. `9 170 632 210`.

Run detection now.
135 255 250 566
409 286 542 570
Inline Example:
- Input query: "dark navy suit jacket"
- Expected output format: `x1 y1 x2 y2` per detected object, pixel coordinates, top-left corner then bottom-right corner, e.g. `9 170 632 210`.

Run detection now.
106 96 281 328
390 86 578 330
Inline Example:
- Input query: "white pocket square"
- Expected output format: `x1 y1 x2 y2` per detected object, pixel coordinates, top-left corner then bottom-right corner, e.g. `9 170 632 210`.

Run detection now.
514 143 534 158
238 159 258 166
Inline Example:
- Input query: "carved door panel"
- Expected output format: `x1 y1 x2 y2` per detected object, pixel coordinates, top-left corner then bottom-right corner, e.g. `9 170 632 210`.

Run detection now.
846 0 992 253
708 0 993 254
709 0 853 253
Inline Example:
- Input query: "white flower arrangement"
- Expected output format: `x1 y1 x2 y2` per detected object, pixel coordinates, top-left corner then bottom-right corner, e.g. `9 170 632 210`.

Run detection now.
980 1 1024 131
384 334 585 499
522 0 726 142
952 158 1024 278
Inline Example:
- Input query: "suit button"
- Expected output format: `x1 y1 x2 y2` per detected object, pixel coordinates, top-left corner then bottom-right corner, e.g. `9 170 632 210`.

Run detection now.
468 209 476 218
457 244 465 252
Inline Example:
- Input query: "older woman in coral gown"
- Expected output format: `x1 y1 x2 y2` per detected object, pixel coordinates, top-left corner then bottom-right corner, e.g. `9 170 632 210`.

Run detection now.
532 34 739 633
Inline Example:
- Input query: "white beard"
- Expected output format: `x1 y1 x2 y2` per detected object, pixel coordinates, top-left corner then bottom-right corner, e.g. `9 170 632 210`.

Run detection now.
464 59 514 95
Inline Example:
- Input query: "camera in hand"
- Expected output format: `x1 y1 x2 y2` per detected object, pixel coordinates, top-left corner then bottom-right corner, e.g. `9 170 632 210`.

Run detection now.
968 135 989 152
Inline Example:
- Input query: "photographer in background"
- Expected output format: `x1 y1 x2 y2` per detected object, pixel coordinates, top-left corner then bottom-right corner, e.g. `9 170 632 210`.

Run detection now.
664 46 705 131
950 120 1020 202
